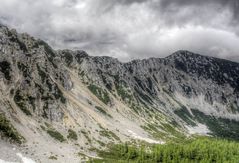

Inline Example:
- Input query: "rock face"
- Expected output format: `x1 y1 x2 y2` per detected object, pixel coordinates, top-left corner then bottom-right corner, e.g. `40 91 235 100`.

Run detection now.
0 24 239 162
0 25 70 121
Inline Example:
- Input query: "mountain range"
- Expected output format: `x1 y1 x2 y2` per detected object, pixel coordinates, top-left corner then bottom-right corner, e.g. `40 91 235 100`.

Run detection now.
0 24 239 162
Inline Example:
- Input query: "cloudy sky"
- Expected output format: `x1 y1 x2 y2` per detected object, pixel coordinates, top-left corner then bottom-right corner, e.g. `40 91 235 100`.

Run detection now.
0 0 239 61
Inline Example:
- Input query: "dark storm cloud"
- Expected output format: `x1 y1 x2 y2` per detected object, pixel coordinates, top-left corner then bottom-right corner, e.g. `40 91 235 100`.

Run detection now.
0 0 239 62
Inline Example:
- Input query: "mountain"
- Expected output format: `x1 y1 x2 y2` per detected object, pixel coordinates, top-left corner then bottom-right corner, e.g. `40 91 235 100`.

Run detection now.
0 24 239 162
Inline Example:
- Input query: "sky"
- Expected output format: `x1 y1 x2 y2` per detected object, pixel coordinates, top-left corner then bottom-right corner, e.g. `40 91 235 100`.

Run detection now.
0 0 239 62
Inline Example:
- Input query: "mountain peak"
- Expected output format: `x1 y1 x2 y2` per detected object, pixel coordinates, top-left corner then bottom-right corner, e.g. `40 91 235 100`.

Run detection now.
166 50 202 59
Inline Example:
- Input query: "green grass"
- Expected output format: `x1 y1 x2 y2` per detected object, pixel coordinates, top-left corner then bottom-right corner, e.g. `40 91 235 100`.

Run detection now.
0 113 25 144
67 129 78 140
47 128 65 142
88 84 110 105
89 137 239 163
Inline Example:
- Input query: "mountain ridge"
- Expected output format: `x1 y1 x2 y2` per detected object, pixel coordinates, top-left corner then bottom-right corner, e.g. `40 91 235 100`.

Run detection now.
0 24 239 162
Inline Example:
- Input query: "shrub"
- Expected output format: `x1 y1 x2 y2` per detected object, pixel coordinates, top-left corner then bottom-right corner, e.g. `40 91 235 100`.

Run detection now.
67 129 78 140
13 90 32 116
88 84 110 105
99 129 120 141
0 113 25 144
47 129 65 142
48 155 57 160
62 51 73 66
115 85 132 102
81 130 91 143
0 61 11 80
95 106 112 118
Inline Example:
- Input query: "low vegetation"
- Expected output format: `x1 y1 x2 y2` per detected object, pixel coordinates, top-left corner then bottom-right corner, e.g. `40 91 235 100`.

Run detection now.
13 90 32 116
37 64 47 82
89 137 239 163
0 61 11 80
115 84 133 102
17 62 29 78
191 109 239 140
61 51 73 66
88 84 110 105
37 40 57 68
7 31 27 52
99 129 120 141
47 128 65 142
78 152 87 160
175 107 239 140
95 106 112 118
0 113 25 144
48 155 57 160
81 130 92 143
53 85 66 104
141 122 185 142
67 129 78 140
174 106 197 126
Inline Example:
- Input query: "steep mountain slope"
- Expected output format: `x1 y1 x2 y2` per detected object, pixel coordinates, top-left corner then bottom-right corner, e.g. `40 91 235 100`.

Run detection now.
0 25 239 162
59 48 239 138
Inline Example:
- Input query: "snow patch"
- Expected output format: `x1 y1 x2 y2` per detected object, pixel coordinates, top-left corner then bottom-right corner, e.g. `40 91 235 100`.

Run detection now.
127 130 164 144
186 123 210 135
0 159 17 163
16 153 35 163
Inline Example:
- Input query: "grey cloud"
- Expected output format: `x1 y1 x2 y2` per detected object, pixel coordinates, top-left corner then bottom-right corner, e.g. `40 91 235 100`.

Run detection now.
102 0 146 5
0 0 239 62
158 0 239 23
160 0 230 7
